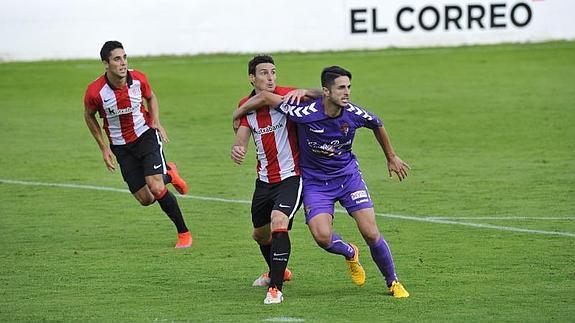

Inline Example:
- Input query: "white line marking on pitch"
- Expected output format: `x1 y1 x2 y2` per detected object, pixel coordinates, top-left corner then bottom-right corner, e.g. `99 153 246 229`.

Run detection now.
426 216 575 220
263 318 305 322
1 178 574 238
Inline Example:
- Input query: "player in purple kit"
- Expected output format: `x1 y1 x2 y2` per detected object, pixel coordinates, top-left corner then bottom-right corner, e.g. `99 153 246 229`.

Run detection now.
233 66 410 298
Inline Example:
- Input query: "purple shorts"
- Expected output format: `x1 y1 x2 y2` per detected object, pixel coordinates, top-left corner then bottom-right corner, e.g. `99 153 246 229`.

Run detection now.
303 172 373 223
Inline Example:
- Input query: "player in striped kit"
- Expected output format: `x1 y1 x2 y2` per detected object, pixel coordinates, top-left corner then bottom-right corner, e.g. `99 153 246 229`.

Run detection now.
230 55 321 304
84 41 192 249
234 66 410 298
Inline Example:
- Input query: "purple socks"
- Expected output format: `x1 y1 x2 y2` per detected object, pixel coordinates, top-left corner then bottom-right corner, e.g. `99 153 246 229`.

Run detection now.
324 233 355 259
369 236 398 286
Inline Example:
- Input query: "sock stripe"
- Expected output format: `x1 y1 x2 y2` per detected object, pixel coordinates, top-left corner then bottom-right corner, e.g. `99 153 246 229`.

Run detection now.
154 187 168 200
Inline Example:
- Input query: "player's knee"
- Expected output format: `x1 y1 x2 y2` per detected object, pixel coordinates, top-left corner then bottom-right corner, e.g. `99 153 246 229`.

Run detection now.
136 195 155 206
313 232 332 248
148 182 166 196
362 231 381 245
270 211 289 231
252 230 270 245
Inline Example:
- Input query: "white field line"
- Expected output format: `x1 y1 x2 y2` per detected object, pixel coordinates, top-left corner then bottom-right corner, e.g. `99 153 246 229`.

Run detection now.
426 216 575 220
1 178 574 238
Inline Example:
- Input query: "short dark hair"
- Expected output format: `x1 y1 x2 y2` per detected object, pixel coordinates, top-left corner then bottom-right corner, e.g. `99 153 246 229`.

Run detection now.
248 55 275 75
100 41 124 62
321 66 352 88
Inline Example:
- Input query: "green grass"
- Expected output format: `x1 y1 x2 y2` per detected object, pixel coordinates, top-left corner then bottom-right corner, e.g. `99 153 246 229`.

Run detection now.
1 41 574 322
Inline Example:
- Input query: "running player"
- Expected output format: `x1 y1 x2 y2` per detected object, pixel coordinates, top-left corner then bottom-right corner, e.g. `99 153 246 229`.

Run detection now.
84 40 192 248
233 66 410 298
231 55 320 304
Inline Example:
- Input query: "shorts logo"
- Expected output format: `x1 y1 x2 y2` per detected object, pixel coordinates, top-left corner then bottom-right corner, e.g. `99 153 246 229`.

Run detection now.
153 164 162 169
350 190 368 201
279 203 291 208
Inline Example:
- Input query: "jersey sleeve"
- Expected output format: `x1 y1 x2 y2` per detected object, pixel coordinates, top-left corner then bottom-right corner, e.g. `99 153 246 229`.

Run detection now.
133 70 152 99
275 100 322 124
274 86 296 95
239 115 249 127
347 104 383 129
83 87 100 112
237 97 251 128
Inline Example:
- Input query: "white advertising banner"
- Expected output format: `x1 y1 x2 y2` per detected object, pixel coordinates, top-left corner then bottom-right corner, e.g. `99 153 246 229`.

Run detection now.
0 0 573 61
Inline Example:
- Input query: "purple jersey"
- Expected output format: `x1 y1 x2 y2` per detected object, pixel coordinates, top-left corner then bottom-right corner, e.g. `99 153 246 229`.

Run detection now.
276 97 383 180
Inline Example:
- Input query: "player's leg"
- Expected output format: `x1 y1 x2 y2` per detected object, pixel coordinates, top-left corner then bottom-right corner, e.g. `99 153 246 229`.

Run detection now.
307 213 365 286
111 142 154 205
264 176 301 304
303 177 365 285
351 208 408 297
304 177 355 259
132 185 155 205
342 172 408 297
251 179 274 287
141 129 191 248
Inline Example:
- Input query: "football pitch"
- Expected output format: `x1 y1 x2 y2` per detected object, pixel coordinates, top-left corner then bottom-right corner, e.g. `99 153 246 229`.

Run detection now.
0 41 574 322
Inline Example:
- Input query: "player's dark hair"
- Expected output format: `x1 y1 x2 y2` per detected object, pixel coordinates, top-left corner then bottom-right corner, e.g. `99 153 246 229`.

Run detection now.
248 55 275 75
321 66 352 88
100 41 124 62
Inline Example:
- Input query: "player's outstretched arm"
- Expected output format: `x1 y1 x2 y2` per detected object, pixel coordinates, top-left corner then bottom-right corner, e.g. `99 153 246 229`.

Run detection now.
373 126 410 181
232 91 283 121
283 88 323 105
231 126 251 165
84 108 116 172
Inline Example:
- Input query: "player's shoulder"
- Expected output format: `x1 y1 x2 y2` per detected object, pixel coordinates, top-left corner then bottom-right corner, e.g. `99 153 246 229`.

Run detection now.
345 102 373 120
278 98 326 122
129 69 148 81
345 102 377 122
85 74 106 95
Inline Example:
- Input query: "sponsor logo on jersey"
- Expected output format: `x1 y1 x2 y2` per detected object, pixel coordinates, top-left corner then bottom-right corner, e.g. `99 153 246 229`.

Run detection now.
106 106 135 116
254 122 284 135
307 139 352 157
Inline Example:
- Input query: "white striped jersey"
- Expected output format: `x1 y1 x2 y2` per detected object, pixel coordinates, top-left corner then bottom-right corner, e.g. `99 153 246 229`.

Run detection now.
238 86 300 183
84 70 152 145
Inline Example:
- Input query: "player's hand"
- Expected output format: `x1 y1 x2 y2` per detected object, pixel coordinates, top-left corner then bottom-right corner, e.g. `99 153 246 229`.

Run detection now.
387 156 410 181
283 89 307 105
231 145 246 165
102 147 116 172
152 121 170 143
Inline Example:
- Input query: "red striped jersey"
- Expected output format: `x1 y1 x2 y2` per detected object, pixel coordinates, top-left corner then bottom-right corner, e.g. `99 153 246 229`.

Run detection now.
84 70 152 145
238 86 300 183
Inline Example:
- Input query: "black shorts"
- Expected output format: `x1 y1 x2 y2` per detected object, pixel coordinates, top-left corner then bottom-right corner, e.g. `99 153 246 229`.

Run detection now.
251 175 303 229
110 128 167 193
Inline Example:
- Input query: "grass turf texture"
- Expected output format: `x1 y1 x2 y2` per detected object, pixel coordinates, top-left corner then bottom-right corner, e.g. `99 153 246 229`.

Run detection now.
0 41 574 322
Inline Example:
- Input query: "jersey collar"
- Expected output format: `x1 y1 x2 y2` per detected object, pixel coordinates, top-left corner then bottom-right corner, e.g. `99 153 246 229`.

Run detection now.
104 70 133 90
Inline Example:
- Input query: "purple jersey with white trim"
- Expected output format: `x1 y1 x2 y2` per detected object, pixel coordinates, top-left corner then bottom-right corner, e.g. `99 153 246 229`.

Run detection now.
276 97 383 180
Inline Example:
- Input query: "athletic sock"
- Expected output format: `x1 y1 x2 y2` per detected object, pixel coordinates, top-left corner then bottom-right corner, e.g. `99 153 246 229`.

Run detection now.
163 163 172 184
259 241 272 271
269 230 290 291
323 233 355 259
369 236 398 286
155 188 188 233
